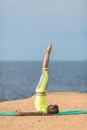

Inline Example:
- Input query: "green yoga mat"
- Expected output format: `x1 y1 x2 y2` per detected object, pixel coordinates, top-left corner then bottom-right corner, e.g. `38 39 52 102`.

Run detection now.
0 111 17 116
58 110 87 115
0 110 87 116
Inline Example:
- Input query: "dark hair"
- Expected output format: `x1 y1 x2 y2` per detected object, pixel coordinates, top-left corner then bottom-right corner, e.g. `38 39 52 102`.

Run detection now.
54 104 58 108
53 105 59 113
48 104 59 114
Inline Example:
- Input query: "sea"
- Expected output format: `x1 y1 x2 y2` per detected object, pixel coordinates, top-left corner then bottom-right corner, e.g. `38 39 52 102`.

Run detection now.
0 61 87 102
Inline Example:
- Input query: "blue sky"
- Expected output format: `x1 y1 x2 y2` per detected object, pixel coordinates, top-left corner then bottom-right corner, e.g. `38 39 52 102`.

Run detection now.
0 0 87 61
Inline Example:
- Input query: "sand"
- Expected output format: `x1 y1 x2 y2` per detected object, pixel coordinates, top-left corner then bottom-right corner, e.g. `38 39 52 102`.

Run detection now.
0 92 87 130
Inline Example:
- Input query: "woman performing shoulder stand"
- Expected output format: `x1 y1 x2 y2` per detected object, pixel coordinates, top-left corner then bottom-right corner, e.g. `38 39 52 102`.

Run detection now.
17 44 59 116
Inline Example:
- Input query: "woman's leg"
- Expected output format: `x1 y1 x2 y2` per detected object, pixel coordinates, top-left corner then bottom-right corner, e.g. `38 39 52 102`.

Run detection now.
36 44 52 94
43 44 52 69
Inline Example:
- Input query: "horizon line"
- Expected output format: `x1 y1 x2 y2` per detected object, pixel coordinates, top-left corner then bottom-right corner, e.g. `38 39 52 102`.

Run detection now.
0 60 87 62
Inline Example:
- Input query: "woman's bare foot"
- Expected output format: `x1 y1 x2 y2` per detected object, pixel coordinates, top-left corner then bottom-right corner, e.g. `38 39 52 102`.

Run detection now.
42 44 52 68
44 44 52 54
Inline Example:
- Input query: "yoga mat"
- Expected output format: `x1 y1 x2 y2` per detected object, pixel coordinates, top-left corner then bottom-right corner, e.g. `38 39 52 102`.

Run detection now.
0 112 17 116
58 110 87 115
0 110 87 116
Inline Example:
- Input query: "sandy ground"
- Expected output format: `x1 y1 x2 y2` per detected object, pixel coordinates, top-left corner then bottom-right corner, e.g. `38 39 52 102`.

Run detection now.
0 92 87 130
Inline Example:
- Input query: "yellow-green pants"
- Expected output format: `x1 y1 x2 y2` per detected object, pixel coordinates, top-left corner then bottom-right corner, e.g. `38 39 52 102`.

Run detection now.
35 68 49 114
36 68 48 94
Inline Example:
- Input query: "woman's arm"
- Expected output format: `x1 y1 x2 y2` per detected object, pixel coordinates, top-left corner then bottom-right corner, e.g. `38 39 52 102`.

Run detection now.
16 111 44 116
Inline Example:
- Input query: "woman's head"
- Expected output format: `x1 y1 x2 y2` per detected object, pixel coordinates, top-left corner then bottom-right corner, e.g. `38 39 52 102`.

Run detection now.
48 104 59 114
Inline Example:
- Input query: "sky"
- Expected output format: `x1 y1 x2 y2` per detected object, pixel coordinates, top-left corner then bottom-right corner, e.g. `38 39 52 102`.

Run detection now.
0 0 87 61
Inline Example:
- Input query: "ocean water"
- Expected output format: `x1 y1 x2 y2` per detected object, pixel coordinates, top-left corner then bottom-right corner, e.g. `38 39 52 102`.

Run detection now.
0 61 87 102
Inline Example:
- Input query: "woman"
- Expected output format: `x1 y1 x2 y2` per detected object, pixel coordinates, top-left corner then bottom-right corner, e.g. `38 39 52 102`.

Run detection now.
17 44 59 116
